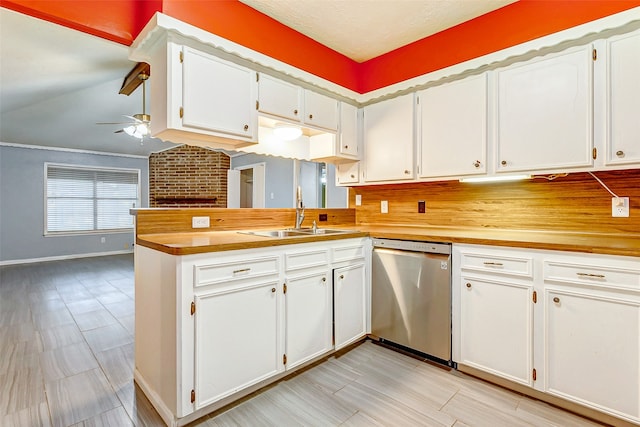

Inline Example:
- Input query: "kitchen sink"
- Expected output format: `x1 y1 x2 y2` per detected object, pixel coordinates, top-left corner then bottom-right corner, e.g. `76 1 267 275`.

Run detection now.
238 228 355 238
239 230 311 238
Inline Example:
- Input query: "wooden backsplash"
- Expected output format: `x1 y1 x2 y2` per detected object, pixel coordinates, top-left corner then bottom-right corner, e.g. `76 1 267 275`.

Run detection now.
350 170 640 235
133 208 356 235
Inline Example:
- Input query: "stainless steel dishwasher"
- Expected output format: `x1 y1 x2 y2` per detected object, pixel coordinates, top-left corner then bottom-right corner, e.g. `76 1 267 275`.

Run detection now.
371 238 452 365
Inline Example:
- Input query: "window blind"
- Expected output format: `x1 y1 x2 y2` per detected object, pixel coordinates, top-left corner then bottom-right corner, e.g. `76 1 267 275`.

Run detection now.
45 164 140 234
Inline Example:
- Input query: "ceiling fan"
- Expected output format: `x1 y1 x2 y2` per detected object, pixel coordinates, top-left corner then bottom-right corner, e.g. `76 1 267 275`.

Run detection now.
96 70 150 140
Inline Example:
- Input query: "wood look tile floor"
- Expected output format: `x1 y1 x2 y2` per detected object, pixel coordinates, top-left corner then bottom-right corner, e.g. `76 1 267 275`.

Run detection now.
0 255 607 427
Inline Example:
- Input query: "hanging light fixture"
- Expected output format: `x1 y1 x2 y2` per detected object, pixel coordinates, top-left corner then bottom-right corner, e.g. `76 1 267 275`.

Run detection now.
123 72 151 140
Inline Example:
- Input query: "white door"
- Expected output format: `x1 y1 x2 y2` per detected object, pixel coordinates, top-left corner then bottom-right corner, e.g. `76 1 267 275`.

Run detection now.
194 281 280 408
460 277 534 386
227 169 240 208
363 93 414 182
545 289 640 422
495 45 593 172
258 74 301 121
339 103 359 158
605 29 640 166
182 47 256 139
418 74 487 178
304 90 338 131
285 271 333 369
334 263 367 350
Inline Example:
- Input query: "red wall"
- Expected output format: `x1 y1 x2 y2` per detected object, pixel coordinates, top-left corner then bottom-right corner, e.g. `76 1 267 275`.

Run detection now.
2 0 639 93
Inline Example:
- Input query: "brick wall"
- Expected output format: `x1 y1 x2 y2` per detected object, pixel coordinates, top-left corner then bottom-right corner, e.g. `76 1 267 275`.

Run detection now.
148 145 230 208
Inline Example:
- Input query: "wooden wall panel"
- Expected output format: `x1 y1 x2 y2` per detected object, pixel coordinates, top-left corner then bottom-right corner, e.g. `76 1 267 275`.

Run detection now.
134 208 356 235
350 170 640 235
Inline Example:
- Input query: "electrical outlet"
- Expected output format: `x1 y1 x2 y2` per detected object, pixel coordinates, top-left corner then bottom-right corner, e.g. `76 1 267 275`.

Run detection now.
418 200 426 213
192 216 210 228
381 200 388 214
612 197 629 217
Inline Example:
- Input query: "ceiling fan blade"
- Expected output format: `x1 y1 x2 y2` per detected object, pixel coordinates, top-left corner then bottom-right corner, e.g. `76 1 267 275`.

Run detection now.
123 115 142 123
114 129 125 133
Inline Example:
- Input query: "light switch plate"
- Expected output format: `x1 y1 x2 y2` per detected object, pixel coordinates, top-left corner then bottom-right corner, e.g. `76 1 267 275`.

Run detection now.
355 194 362 206
612 197 629 217
381 200 388 214
192 216 210 228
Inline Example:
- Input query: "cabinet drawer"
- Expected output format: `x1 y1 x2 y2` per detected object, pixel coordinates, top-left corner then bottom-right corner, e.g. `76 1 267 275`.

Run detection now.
332 245 365 263
459 251 533 278
544 261 640 291
194 256 279 287
285 250 329 272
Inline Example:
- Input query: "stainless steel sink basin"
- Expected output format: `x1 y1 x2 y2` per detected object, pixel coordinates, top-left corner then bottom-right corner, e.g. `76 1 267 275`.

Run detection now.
238 228 355 238
239 230 311 238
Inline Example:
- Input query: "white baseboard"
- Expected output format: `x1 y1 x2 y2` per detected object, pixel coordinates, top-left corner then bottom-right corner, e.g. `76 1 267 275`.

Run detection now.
0 249 133 266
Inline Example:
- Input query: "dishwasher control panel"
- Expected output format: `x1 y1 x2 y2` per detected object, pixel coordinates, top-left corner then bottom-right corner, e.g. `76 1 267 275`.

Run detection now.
372 238 451 255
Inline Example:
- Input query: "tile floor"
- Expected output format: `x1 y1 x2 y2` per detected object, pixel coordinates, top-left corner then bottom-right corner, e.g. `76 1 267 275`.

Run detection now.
0 254 606 426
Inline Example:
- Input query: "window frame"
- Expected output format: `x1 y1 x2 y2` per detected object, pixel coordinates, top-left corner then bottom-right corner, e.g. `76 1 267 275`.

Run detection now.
43 162 141 236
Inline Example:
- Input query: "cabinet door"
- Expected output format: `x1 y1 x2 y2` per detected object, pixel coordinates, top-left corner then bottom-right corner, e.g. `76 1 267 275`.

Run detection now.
336 161 359 185
363 94 414 182
460 277 533 386
285 271 332 369
606 30 640 166
496 45 593 172
339 102 359 158
258 74 301 121
334 263 366 350
545 290 640 422
182 47 256 139
194 281 280 408
418 74 487 178
304 90 338 131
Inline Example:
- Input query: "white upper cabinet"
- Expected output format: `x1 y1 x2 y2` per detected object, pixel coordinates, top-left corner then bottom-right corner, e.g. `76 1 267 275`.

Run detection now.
605 29 640 166
363 93 415 182
418 74 488 179
336 161 360 185
495 45 594 173
309 102 359 163
150 44 258 148
258 73 302 121
304 90 338 131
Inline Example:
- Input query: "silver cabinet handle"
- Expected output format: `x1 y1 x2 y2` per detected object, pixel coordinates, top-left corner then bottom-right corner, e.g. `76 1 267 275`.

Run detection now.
233 268 250 275
576 272 605 279
483 262 504 266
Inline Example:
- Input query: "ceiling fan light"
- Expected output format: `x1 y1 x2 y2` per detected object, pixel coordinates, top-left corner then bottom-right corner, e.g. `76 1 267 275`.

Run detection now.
123 123 149 139
273 123 302 141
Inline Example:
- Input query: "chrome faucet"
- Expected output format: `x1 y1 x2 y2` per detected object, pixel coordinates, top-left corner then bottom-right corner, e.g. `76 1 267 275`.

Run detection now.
295 185 305 229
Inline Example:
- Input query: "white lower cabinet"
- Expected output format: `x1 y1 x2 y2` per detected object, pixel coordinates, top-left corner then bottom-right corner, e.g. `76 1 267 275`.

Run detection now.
545 289 639 419
334 263 367 350
285 270 332 369
134 238 369 426
460 277 533 386
454 244 640 425
194 280 281 408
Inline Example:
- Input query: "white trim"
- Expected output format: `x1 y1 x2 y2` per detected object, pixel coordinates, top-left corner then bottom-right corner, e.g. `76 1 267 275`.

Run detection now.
0 141 149 159
0 249 133 266
129 8 640 104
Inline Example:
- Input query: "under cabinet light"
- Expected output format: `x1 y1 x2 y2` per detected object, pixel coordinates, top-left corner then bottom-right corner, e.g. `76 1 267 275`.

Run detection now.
273 123 302 140
459 174 532 183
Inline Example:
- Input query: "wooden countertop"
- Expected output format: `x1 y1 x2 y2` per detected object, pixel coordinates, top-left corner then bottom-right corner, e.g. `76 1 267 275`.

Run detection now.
136 225 640 257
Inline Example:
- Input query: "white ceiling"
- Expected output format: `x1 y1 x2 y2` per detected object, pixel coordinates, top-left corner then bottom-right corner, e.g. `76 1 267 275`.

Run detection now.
0 1 516 157
240 0 516 62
